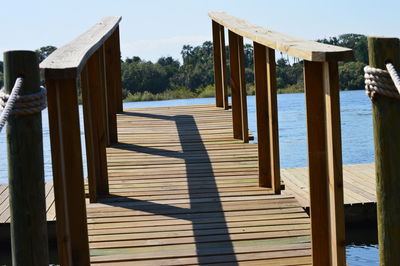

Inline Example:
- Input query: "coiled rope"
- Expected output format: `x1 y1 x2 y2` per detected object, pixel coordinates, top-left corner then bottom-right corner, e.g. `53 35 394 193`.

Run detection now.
0 78 47 133
364 62 400 100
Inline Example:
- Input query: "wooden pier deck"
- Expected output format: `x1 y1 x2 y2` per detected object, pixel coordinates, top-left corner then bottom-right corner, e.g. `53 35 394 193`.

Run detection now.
0 104 377 264
87 104 312 265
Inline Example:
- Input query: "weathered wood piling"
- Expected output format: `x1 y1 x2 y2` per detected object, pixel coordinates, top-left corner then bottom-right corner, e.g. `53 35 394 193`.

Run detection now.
4 50 49 265
368 36 400 266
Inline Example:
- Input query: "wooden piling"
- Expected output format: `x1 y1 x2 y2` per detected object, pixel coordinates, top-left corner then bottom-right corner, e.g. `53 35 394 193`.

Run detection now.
368 37 400 266
4 50 49 265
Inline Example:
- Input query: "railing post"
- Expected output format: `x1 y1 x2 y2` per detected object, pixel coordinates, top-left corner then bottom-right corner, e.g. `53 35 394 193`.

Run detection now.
304 60 345 266
212 21 229 109
4 50 49 265
112 27 123 114
368 37 400 266
253 43 281 193
46 77 90 265
81 48 109 203
228 30 248 142
104 28 121 144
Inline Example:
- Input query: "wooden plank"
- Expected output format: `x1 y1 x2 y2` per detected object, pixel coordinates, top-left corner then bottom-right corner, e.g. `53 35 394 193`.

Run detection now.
81 48 109 202
45 77 90 265
304 61 331 265
212 21 224 107
40 17 122 79
228 30 243 140
323 61 346 265
104 26 121 143
266 48 281 194
254 42 272 189
109 26 123 113
238 35 249 143
220 25 229 110
209 12 353 62
91 251 311 266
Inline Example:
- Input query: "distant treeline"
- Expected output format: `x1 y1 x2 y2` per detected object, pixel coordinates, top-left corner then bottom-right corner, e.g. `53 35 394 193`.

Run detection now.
0 34 367 101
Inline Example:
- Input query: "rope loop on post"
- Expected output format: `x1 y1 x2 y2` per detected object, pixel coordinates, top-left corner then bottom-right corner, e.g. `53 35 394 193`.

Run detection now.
0 77 47 133
364 63 400 100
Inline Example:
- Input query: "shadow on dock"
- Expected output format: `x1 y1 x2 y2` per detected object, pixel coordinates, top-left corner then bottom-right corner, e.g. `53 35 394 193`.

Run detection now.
101 112 238 265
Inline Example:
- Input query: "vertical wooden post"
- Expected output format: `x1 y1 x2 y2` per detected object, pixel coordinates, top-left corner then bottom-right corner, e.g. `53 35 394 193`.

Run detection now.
304 60 345 266
324 61 346 265
229 30 242 140
212 21 229 110
238 36 249 143
100 46 110 147
112 26 124 114
212 21 224 108
81 49 110 203
104 29 120 144
368 37 400 266
228 31 248 142
46 77 90 265
253 43 281 193
220 25 229 110
4 50 49 265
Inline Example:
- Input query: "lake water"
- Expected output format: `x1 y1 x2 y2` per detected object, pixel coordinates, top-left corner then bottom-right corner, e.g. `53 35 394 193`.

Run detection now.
0 90 378 265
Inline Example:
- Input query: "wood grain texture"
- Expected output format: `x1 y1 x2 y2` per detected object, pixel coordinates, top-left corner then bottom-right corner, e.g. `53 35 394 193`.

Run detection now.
212 21 224 107
104 27 121 143
304 60 331 265
81 48 109 203
40 16 121 79
209 12 352 62
228 31 243 140
323 61 346 265
266 48 281 193
4 50 49 265
86 104 312 264
368 37 400 266
46 77 90 265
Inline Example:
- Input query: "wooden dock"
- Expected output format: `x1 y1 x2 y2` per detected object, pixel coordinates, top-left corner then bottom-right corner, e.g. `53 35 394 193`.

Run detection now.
282 164 377 224
87 104 312 265
0 105 378 264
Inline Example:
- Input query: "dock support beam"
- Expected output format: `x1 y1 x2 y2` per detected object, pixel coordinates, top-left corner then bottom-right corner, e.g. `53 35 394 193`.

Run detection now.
368 37 400 266
4 50 49 266
212 21 229 109
228 30 249 143
46 76 90 265
304 60 346 266
253 43 281 193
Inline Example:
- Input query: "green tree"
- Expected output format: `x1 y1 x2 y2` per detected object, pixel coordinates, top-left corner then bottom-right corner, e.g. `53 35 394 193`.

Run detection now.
35 46 57 63
339 61 365 90
122 58 169 94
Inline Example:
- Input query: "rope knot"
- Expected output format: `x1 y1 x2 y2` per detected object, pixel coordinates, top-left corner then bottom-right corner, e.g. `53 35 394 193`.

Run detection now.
0 84 47 116
0 77 47 132
364 63 400 101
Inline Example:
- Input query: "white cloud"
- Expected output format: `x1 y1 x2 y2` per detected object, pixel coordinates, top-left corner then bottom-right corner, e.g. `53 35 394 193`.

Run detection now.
121 35 210 63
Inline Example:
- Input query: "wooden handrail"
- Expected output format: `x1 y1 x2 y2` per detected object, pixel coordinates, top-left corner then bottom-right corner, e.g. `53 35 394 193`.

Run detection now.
210 11 352 266
209 11 352 62
39 16 123 265
40 16 121 78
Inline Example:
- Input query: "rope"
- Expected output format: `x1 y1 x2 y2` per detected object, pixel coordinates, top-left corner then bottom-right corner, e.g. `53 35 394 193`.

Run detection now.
364 63 400 100
0 78 47 133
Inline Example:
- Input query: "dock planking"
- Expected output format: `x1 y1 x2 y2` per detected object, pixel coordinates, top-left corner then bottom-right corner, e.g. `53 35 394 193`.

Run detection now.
0 104 376 264
87 104 312 265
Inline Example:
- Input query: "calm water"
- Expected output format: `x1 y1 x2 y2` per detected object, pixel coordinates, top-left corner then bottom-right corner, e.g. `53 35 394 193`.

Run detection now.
0 90 378 265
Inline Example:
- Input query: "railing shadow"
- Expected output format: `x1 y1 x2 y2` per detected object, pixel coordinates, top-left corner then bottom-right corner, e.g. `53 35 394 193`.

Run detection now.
101 111 238 264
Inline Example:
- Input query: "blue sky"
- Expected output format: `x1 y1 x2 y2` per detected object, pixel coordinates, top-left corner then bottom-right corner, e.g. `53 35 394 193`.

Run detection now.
1 0 399 62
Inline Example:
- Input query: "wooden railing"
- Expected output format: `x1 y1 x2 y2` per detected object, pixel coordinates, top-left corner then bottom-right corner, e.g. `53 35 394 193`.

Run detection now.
209 11 353 266
40 16 123 265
